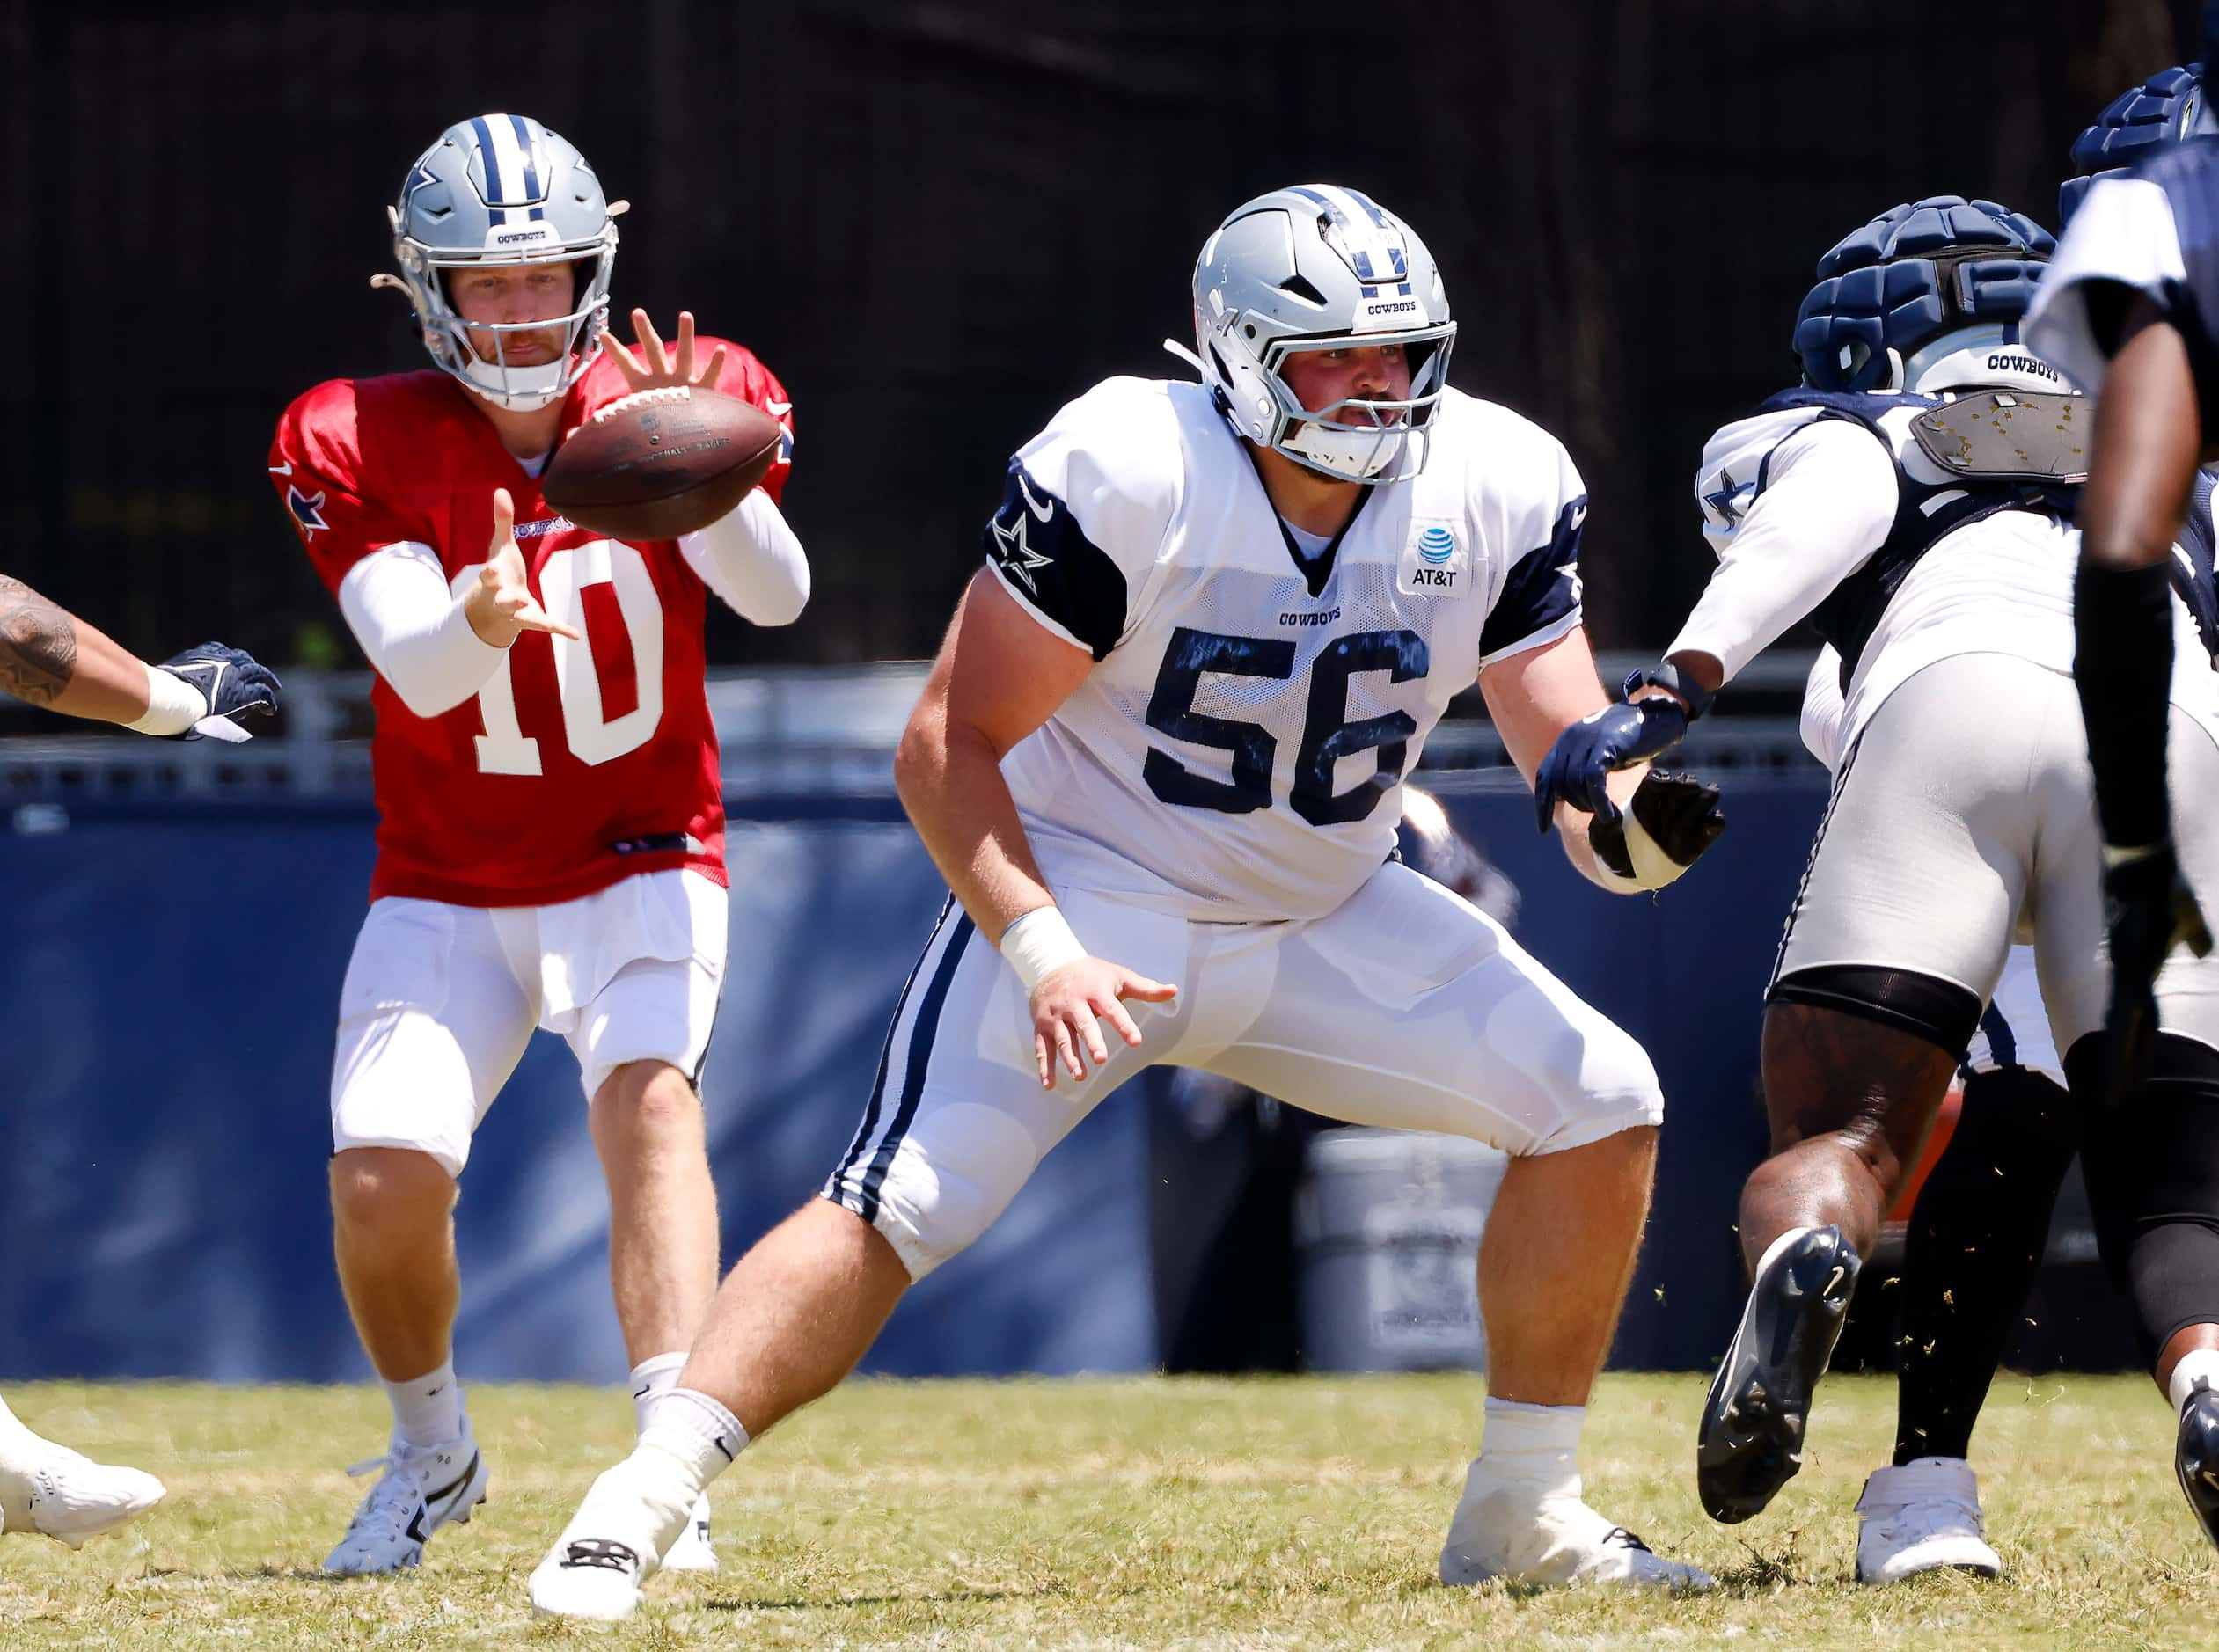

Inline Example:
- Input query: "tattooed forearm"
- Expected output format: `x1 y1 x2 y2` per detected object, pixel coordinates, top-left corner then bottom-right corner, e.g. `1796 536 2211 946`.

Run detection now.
0 575 79 707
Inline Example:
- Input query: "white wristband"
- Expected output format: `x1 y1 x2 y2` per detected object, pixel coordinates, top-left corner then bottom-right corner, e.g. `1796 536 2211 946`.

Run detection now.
999 906 1087 993
122 662 208 736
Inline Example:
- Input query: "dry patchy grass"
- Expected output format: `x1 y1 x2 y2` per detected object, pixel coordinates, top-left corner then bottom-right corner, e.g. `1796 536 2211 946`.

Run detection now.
0 1372 2210 1649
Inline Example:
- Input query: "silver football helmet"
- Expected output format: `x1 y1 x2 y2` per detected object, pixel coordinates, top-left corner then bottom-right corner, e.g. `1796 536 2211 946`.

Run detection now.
1183 185 1455 484
373 113 621 411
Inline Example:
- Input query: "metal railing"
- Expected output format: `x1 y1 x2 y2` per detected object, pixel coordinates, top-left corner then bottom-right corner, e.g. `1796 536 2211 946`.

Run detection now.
0 654 1826 806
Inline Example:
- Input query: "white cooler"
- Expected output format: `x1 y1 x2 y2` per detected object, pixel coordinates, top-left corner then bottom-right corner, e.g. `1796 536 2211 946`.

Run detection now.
1295 1127 1508 1373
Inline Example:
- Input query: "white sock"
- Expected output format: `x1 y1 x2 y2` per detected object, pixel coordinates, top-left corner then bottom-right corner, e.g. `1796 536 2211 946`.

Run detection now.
629 1351 689 1438
2169 1348 2219 1414
636 1388 749 1503
384 1357 465 1449
1474 1397 1583 1499
1754 1224 1820 1280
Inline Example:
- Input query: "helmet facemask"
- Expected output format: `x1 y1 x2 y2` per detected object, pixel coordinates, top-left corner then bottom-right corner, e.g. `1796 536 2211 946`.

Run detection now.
371 113 622 413
1256 325 1458 483
388 225 617 412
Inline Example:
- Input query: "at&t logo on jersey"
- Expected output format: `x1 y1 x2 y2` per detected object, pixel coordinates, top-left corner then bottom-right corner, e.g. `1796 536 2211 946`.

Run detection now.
1399 522 1468 595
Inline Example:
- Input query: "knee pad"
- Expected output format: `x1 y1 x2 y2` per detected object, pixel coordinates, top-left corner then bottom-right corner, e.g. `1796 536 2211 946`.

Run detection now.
1529 1020 1664 1154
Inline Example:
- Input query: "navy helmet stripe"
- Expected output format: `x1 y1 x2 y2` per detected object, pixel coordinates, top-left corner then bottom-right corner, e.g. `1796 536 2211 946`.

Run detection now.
1342 186 1395 229
856 912 978 1223
1288 185 1345 225
468 114 502 192
831 894 956 1192
467 115 510 224
508 113 542 201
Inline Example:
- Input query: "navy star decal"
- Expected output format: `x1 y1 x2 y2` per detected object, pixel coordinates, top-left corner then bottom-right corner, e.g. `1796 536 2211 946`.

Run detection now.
990 508 1055 596
1703 468 1757 527
287 483 331 538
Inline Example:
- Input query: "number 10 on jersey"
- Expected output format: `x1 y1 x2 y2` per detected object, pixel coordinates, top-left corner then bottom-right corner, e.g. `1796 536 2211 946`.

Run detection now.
460 539 666 774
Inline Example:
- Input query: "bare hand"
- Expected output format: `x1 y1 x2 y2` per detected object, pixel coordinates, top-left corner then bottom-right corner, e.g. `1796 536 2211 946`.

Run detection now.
1029 956 1179 1090
464 488 582 648
601 307 728 394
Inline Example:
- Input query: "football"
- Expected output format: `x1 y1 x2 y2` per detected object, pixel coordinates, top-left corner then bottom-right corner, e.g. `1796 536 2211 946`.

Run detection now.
544 384 783 540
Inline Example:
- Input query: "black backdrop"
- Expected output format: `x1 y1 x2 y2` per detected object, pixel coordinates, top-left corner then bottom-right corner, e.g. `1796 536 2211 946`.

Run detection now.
1 0 2203 672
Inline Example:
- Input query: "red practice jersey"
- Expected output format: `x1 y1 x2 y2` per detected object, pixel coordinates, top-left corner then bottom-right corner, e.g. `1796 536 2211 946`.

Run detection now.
270 340 795 907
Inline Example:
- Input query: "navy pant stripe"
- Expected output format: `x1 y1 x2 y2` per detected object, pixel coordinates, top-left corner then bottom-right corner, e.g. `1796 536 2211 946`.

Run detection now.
857 912 978 1224
1979 1001 2018 1069
1771 729 1863 990
832 894 955 1192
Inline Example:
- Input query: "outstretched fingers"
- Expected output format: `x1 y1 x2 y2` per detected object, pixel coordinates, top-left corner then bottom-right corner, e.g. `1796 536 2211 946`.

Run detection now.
632 308 669 376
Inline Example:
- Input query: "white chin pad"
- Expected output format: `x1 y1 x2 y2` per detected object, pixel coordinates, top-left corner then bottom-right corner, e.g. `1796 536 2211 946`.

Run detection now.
1593 811 1687 893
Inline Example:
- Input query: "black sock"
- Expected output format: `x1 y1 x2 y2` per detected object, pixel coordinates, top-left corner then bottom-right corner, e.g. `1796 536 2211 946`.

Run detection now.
1893 1066 2079 1466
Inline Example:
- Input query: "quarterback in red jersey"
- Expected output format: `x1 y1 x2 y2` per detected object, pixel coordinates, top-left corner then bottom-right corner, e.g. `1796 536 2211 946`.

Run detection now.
268 112 808 1578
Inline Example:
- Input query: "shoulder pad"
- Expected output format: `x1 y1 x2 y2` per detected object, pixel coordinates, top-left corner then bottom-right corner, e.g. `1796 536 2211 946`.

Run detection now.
1909 391 2089 483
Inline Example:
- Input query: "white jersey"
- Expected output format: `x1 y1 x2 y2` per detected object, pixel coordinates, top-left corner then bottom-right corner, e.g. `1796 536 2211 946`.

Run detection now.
1673 391 2214 751
2024 155 2208 401
984 378 1586 922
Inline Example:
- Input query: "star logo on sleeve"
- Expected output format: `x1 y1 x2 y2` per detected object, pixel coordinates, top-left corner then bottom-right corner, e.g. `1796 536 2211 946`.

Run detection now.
1703 468 1756 527
991 508 1056 596
287 483 331 539
1557 559 1584 606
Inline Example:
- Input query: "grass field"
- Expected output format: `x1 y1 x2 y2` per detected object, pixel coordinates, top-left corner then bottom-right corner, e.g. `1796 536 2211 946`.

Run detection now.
0 1372 2210 1649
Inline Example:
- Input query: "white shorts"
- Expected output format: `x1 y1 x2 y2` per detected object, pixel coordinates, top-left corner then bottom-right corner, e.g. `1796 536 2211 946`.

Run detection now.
1773 651 2219 1064
823 861 1663 1281
330 869 728 1176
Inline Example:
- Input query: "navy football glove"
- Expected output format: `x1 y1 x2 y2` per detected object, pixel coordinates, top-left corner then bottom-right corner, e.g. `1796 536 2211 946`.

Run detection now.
154 643 282 742
2098 842 2214 1105
1533 697 1691 833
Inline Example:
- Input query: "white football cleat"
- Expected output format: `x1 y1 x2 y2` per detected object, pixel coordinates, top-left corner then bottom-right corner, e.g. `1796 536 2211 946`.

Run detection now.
658 1493 717 1573
0 1440 165 1546
529 1452 698 1622
1439 1461 1714 1591
322 1429 487 1576
1855 1457 2002 1583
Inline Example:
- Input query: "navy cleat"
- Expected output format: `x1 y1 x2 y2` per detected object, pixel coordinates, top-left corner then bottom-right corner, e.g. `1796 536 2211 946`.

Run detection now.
1696 1225 1861 1524
2175 1378 2219 1553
